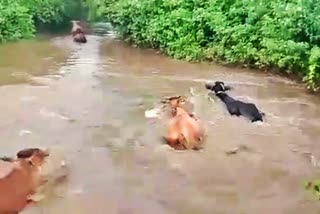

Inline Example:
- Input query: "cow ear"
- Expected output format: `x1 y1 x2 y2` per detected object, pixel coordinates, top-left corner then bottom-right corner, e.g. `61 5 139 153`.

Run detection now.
26 158 35 167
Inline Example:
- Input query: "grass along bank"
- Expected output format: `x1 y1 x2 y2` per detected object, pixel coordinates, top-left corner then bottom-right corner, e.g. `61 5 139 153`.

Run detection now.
87 0 320 91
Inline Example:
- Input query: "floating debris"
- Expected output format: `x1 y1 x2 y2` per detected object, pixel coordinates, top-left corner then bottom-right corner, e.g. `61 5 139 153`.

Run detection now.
208 94 215 103
39 108 74 122
70 187 84 195
11 72 32 80
59 70 68 75
25 85 50 89
20 96 38 102
225 145 251 155
189 87 197 96
291 149 320 168
144 107 161 118
45 74 63 79
254 121 265 126
43 57 53 60
29 76 53 86
151 69 160 74
208 121 215 125
19 129 33 136
225 148 240 155
310 155 319 167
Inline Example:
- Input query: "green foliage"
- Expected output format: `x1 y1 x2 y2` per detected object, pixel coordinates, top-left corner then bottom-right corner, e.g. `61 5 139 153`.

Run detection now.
0 0 86 42
0 1 34 42
304 47 320 91
19 0 66 24
87 0 320 90
85 0 105 21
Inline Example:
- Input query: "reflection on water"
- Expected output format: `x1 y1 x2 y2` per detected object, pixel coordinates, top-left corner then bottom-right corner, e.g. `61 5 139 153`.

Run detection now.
0 30 319 213
0 39 70 86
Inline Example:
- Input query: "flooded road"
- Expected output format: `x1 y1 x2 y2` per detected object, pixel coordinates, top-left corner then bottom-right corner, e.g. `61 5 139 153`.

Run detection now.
1 30 320 214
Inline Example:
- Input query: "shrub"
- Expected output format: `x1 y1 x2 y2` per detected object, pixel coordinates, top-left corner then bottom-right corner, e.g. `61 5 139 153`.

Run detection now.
19 0 66 24
0 0 84 42
0 1 34 42
88 0 320 90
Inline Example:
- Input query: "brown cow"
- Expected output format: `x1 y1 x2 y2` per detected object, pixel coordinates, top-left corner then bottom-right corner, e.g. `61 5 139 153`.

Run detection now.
163 96 204 150
0 148 49 213
73 32 87 43
71 20 85 36
71 20 87 43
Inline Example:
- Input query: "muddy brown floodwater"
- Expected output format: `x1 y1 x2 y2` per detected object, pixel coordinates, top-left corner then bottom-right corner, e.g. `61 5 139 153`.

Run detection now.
0 29 320 214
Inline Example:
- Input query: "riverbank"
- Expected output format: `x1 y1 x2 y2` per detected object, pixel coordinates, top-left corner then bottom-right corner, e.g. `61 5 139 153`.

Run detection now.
95 0 320 92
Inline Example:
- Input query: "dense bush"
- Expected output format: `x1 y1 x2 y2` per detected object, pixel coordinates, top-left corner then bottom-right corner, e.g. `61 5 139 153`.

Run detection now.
0 1 35 42
90 0 320 91
19 0 66 24
0 0 85 42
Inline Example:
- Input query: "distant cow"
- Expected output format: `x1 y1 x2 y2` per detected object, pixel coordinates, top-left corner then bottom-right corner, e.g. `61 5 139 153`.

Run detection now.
71 20 87 43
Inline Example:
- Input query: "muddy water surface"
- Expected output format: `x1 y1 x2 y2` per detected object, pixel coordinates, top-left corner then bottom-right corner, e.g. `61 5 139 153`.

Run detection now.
0 30 320 214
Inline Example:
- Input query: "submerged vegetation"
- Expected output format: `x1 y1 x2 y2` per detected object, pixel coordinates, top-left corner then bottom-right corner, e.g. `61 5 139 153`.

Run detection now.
85 0 320 91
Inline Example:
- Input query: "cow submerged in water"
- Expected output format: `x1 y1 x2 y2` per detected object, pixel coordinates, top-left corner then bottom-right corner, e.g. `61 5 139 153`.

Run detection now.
0 148 49 213
71 20 87 43
162 96 204 150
